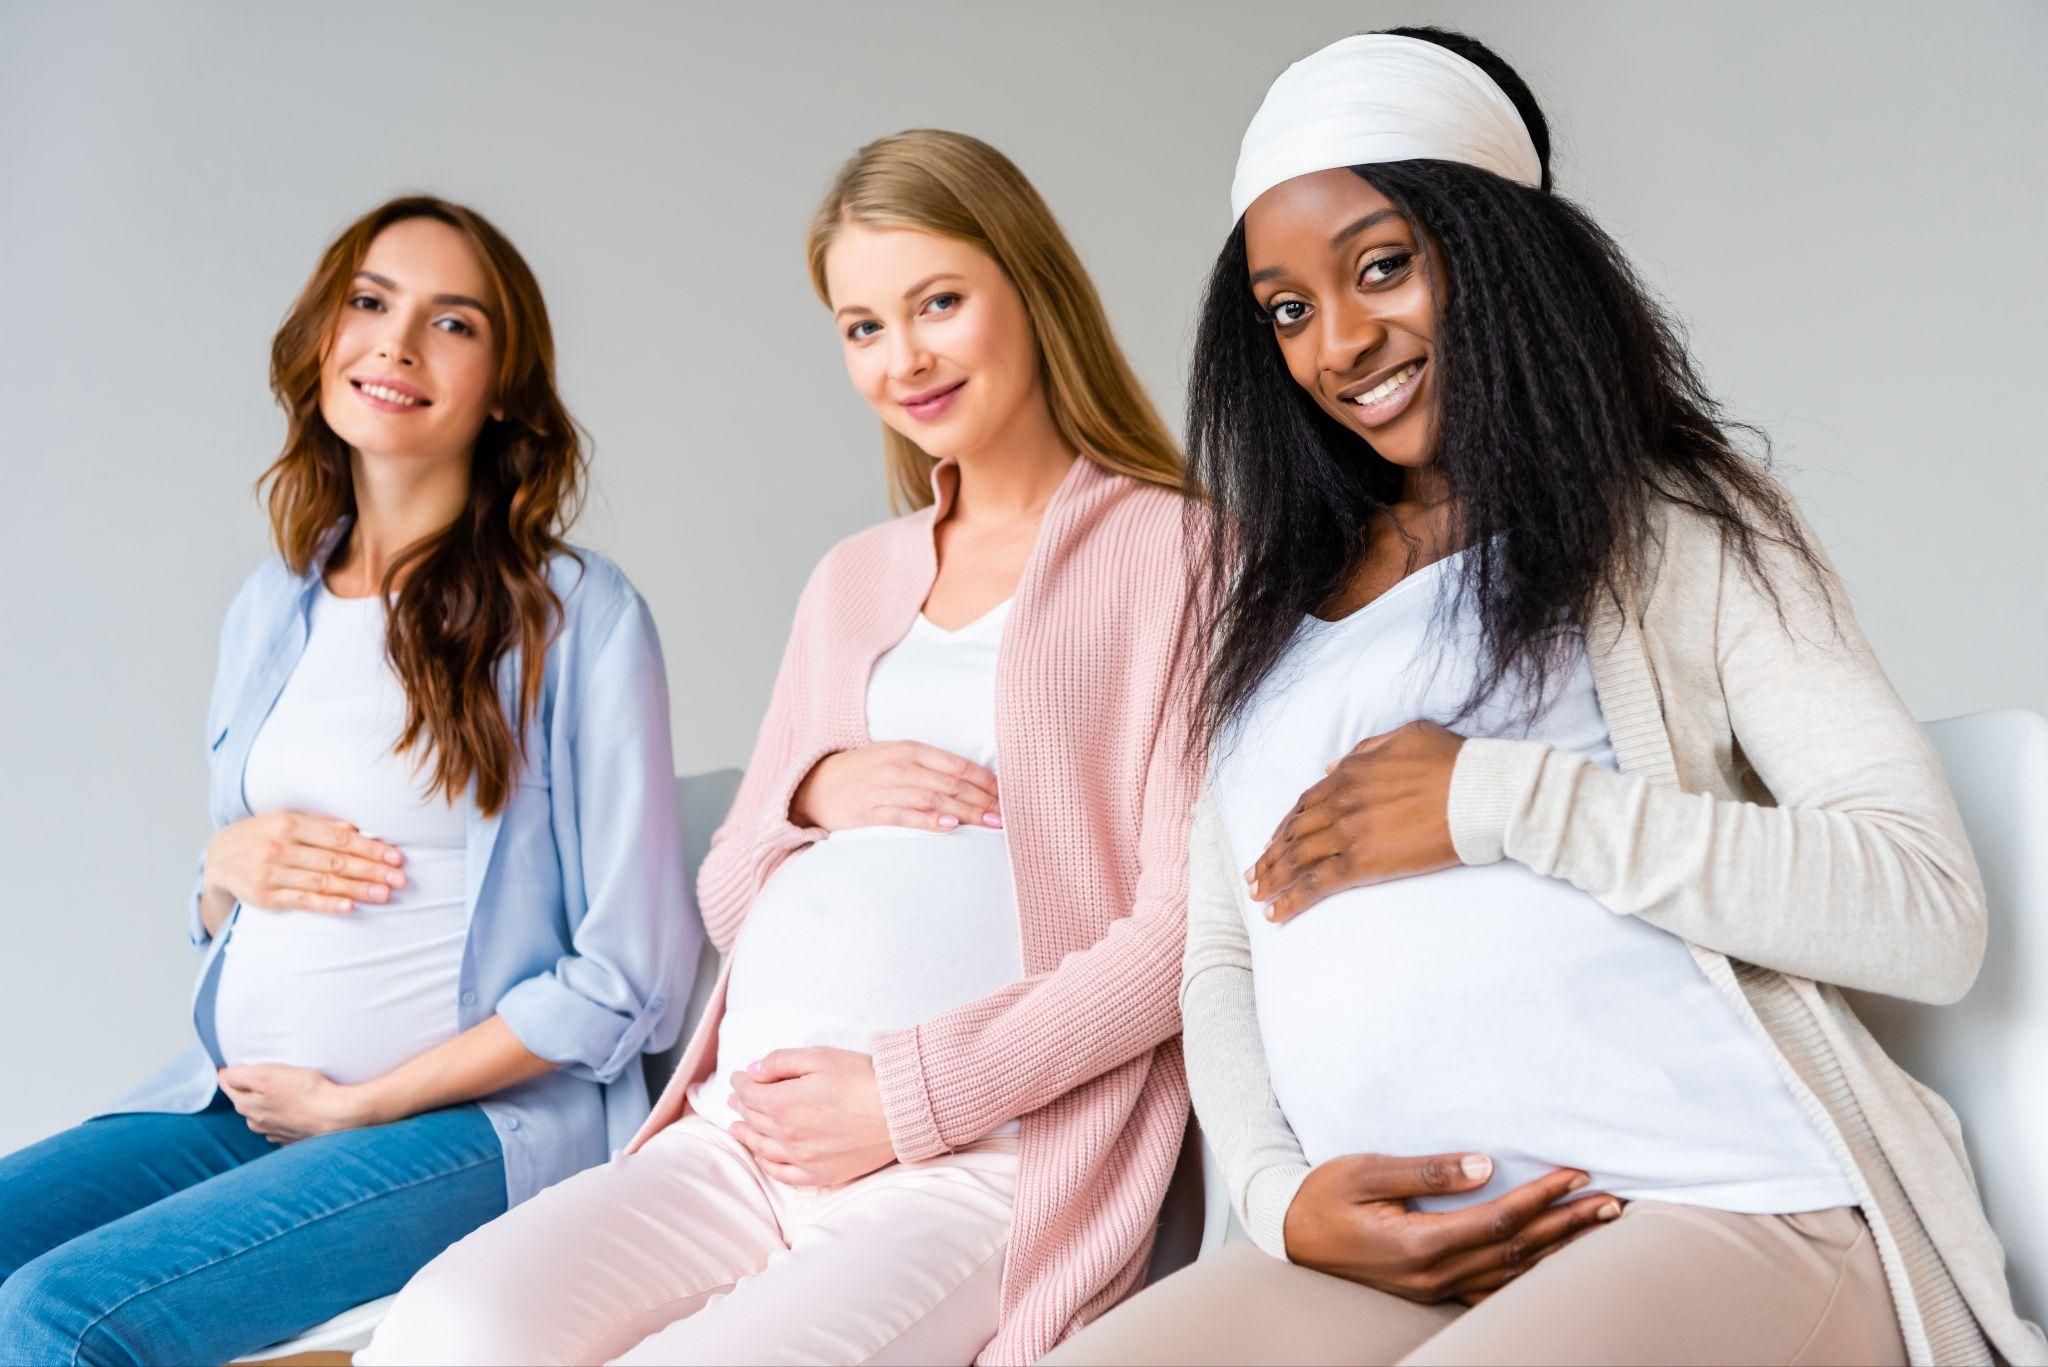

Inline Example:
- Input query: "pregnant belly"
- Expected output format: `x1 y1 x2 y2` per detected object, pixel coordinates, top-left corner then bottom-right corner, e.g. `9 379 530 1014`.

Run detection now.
698 827 1023 1124
1249 862 1849 1213
214 850 468 1086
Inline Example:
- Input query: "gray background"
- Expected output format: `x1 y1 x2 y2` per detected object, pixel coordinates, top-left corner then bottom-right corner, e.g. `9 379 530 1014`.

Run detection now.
2 0 2042 1151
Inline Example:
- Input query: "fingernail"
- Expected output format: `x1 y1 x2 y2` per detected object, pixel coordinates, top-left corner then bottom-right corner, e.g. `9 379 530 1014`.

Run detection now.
1568 1173 1589 1193
384 851 402 865
983 812 1002 828
1243 867 1254 884
938 815 959 830
1264 906 1278 921
1598 1202 1621 1220
1461 1154 1493 1181
746 1060 762 1076
386 872 405 886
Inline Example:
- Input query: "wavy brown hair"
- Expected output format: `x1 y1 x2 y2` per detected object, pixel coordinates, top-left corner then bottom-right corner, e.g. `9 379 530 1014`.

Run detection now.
262 195 586 817
807 129 1183 512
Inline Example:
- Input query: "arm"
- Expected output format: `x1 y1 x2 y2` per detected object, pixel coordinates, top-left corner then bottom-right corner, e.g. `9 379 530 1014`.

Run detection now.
495 592 696 1081
868 614 1204 1161
1181 790 1313 1259
695 565 837 952
1448 520 1986 1004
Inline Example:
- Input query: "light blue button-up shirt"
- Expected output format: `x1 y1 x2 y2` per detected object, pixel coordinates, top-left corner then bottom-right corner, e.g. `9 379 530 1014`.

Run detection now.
108 532 702 1207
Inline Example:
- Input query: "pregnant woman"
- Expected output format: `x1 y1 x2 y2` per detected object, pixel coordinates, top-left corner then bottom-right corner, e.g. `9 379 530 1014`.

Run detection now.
0 196 695 1366
366 130 1203 1366
1050 27 2044 1367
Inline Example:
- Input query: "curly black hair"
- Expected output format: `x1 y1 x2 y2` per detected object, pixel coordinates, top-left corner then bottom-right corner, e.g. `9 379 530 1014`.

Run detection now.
1189 25 1822 753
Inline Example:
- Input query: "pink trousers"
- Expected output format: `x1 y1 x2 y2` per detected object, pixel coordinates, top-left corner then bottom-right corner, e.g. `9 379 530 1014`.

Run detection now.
358 1114 1018 1366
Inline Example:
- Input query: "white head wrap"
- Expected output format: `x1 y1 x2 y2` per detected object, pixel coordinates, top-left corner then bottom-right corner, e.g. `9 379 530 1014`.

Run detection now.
1230 33 1543 221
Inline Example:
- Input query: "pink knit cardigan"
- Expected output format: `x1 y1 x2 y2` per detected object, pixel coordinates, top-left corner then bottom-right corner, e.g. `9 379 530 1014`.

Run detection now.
627 455 1203 1364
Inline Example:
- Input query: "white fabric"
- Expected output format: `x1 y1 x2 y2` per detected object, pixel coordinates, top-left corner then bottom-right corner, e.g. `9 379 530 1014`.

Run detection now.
214 586 468 1087
1230 32 1543 221
1208 554 1855 1215
695 600 1023 1129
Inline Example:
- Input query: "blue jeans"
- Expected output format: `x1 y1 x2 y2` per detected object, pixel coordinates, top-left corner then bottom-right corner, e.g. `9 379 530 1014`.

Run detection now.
0 1094 506 1365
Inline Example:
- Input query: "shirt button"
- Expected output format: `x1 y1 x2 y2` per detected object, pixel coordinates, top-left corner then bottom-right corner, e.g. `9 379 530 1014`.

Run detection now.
649 996 666 1014
502 1116 521 1132
460 990 477 1006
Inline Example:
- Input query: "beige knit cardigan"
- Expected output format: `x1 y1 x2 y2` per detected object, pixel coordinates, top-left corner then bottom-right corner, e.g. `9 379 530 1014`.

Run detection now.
1182 497 2046 1366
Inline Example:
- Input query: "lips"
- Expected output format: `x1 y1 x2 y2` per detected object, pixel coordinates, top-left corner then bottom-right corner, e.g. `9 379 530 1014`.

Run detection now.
349 375 432 410
900 378 967 421
1336 358 1426 428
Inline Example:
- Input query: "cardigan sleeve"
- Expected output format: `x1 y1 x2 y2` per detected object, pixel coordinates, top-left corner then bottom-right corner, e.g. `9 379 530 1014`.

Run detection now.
694 564 837 954
1447 516 1987 1005
867 589 1203 1162
1181 789 1313 1259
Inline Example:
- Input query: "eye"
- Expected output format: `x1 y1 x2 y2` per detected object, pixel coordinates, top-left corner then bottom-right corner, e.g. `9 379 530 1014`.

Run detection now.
433 315 476 337
845 318 881 341
923 292 961 316
347 293 383 312
1261 298 1310 330
1361 250 1414 286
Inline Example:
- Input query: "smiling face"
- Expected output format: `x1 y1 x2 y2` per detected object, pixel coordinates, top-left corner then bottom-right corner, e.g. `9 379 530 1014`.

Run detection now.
1242 168 1438 473
317 216 502 466
822 222 1045 463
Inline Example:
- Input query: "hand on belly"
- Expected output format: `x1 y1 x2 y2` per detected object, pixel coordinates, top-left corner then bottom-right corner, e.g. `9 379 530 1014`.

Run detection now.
1247 720 1466 923
217 1062 379 1144
724 1046 896 1186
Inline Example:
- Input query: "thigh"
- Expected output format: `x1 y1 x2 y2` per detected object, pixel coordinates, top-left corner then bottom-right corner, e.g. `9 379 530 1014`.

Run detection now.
362 1114 785 1367
1043 1241 1458 1367
1400 1202 1907 1367
0 1102 505 1367
0 1096 268 1280
614 1141 1017 1367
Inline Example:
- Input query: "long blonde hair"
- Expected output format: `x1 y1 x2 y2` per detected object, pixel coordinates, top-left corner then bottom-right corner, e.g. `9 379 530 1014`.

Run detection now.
807 129 1183 513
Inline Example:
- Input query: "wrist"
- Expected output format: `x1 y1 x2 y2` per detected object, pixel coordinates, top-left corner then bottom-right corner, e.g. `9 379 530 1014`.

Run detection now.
346 1073 406 1128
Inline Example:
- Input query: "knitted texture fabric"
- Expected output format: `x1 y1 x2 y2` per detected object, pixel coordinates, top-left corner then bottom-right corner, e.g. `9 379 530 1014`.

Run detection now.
629 456 1204 1364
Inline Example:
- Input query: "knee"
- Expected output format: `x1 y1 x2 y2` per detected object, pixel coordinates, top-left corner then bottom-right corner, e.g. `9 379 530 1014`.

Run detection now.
360 1255 544 1367
0 1249 139 1367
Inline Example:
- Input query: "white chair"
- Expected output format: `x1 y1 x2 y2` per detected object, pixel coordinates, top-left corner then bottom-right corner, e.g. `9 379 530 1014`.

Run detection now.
1191 707 2048 1331
1849 709 2047 1326
236 769 745 1364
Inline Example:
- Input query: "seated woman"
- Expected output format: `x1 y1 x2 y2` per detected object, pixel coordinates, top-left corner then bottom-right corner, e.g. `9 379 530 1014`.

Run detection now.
0 196 696 1366
364 130 1204 1367
1050 26 2044 1367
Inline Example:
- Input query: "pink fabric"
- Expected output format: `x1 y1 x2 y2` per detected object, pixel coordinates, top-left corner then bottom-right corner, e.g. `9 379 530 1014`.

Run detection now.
629 456 1203 1364
362 1115 1018 1366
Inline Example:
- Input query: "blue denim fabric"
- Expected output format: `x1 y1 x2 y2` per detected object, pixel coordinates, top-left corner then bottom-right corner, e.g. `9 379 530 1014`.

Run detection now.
0 1095 504 1365
108 532 702 1208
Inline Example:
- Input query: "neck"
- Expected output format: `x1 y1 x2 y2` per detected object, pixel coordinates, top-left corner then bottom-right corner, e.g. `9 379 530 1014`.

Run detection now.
947 389 1078 524
329 448 471 593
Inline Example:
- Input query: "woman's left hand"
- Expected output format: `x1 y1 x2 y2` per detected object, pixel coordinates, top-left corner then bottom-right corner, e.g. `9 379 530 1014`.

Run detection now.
727 1047 897 1187
218 1064 378 1143
1249 720 1467 924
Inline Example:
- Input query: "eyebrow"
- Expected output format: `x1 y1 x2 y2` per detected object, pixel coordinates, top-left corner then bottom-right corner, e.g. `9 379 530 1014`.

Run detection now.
832 273 969 322
354 271 496 320
1247 209 1405 285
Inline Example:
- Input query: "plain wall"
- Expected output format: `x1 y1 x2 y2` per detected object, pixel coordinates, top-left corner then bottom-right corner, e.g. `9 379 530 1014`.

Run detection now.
2 0 2042 1152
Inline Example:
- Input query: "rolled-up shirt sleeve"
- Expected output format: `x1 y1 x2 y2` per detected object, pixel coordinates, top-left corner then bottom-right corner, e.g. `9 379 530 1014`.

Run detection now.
498 590 698 1083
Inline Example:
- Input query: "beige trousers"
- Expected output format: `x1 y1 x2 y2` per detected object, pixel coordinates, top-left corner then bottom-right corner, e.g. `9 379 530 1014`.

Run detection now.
358 1114 1017 1366
1044 1202 1906 1367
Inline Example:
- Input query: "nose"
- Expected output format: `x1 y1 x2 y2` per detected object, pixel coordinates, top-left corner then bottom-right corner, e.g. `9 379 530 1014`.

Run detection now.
375 314 421 369
1319 295 1387 383
884 328 933 383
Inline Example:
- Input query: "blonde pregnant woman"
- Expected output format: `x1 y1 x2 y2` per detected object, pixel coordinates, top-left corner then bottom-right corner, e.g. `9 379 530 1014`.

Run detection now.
367 131 1205 1366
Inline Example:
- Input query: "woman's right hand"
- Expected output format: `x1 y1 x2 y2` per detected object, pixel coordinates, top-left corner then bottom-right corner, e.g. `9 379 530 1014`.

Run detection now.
789 742 1002 834
199 812 406 934
1283 1152 1621 1305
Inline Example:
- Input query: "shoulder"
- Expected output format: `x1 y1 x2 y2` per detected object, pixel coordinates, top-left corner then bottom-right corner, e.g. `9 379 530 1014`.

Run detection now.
1069 467 1201 571
548 546 656 657
219 554 301 638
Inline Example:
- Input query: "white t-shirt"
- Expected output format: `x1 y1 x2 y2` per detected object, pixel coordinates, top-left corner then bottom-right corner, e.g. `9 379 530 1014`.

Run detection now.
1210 554 1854 1214
213 586 469 1087
695 600 1024 1129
